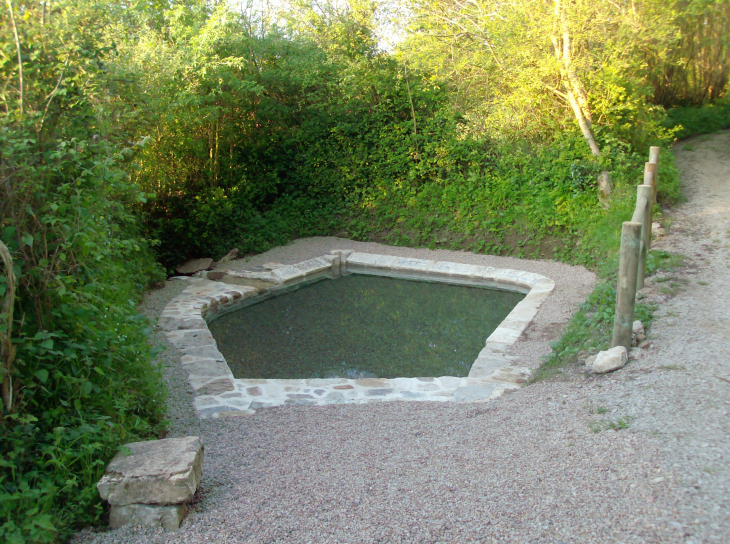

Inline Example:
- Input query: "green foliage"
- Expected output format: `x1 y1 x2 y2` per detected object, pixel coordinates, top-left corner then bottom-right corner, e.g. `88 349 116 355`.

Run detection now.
645 0 730 107
664 95 730 139
105 0 691 271
1 1 166 541
344 128 682 267
108 4 465 267
645 250 686 276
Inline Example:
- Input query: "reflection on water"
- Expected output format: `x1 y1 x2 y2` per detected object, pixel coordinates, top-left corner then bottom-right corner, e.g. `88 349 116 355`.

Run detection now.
209 274 524 379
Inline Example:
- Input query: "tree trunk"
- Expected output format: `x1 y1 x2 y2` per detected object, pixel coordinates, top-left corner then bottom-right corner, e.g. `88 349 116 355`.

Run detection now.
0 241 17 415
565 88 600 156
553 0 611 206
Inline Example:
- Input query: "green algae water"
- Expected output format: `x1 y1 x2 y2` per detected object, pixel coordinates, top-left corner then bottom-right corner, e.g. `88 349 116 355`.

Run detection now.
209 274 524 379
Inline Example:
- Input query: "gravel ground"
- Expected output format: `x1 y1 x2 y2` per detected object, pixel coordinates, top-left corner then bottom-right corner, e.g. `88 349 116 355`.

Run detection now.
73 132 730 543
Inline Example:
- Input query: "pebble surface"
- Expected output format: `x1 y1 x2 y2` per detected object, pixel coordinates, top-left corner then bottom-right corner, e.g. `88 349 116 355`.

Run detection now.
73 132 730 543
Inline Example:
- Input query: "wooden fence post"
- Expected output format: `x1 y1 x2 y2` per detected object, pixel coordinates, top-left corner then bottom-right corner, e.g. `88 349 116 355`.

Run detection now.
634 184 653 291
649 146 660 164
642 169 656 250
644 162 658 206
612 221 642 349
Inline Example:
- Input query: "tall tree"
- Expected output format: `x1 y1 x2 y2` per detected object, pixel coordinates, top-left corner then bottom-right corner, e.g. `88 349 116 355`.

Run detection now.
398 0 673 203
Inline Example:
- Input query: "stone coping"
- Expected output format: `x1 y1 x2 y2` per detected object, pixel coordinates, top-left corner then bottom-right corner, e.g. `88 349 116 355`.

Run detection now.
159 251 555 418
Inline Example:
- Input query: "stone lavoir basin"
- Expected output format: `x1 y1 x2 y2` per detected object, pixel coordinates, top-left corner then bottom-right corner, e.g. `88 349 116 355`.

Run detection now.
209 274 525 381
159 251 555 418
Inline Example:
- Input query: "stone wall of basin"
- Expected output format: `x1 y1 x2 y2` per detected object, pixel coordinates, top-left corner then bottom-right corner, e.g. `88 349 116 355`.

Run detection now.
159 251 555 418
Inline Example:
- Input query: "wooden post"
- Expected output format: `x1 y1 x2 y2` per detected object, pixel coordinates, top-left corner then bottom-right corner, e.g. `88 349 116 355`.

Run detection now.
633 185 653 291
644 162 658 205
649 146 660 164
613 221 642 349
646 144 659 205
642 168 656 250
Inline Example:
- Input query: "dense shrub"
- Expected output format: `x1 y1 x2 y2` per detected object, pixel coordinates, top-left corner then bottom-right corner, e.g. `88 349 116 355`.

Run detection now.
112 3 683 271
0 2 166 541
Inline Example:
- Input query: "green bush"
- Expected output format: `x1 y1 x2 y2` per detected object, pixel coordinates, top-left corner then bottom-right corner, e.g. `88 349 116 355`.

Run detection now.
1 2 166 541
0 131 167 544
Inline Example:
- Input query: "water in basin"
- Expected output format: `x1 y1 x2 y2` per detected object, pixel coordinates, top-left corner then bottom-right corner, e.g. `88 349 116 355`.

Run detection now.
208 274 524 379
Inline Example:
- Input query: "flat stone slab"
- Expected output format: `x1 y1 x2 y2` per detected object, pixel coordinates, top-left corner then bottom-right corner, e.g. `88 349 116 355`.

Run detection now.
453 384 499 403
176 258 213 275
110 503 187 530
97 436 203 506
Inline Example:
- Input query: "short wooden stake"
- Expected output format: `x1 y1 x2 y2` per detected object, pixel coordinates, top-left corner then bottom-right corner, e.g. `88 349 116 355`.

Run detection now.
613 221 642 349
634 185 653 291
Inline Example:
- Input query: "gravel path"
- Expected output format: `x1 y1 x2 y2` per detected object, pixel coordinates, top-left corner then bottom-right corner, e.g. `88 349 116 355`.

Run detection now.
74 132 730 543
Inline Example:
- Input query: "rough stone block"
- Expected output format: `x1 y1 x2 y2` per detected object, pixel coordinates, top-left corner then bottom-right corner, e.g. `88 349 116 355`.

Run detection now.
593 346 628 374
330 249 354 266
97 436 203 507
486 327 522 344
453 384 497 403
293 258 329 275
392 257 431 271
181 345 226 362
157 317 207 332
444 263 476 277
347 252 396 269
428 261 456 274
354 378 390 388
271 265 304 283
401 391 426 398
491 366 530 384
109 503 187 530
164 329 216 349
189 375 235 395
176 258 213 275
365 388 394 396
180 360 231 377
494 269 523 285
632 320 645 336
437 376 462 389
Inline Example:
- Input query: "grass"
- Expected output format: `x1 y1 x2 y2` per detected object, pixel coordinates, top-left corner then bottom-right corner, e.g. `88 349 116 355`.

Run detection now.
645 250 685 275
530 248 685 383
660 282 680 295
589 417 633 433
